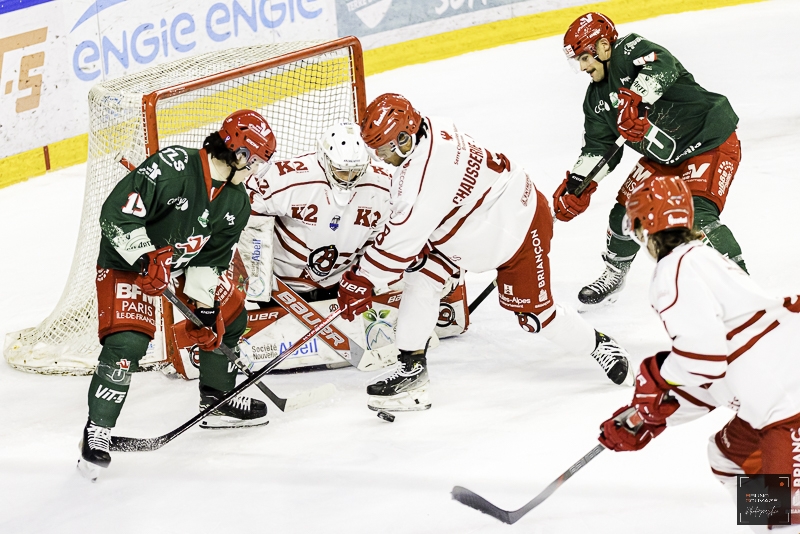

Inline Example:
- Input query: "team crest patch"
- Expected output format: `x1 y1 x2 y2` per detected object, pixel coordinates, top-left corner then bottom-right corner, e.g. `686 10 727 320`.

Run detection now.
330 215 341 231
308 245 339 277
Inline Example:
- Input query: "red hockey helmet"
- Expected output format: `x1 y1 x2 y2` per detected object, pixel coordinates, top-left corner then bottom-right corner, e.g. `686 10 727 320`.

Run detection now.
563 12 618 59
624 175 694 244
219 110 277 165
360 93 422 151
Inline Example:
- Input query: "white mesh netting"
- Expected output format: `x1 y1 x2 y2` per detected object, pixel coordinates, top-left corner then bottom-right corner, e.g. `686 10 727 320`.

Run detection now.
4 39 363 375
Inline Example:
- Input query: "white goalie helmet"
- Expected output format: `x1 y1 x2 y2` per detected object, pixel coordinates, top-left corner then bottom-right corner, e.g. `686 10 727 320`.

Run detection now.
317 121 370 190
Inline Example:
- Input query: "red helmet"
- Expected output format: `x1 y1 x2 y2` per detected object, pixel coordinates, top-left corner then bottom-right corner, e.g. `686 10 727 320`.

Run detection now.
360 93 422 150
563 12 618 59
625 175 694 240
219 110 276 164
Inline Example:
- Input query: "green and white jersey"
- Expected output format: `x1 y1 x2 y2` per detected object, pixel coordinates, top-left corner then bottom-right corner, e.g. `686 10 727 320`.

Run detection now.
98 147 251 277
574 33 739 178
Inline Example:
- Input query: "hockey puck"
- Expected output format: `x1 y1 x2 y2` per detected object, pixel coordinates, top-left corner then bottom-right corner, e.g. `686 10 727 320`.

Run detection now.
377 410 395 423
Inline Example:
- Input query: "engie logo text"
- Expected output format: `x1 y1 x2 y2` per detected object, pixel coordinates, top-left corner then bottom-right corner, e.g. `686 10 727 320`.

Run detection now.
71 0 322 82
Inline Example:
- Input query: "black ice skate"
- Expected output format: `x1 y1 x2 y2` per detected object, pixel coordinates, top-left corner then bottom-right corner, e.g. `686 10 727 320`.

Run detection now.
367 349 430 412
199 385 269 429
578 254 632 309
591 331 634 386
77 418 112 482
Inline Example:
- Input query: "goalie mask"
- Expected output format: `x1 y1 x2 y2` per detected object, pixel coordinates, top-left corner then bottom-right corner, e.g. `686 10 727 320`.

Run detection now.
317 122 370 190
623 175 693 246
219 110 277 169
563 12 618 70
360 93 422 162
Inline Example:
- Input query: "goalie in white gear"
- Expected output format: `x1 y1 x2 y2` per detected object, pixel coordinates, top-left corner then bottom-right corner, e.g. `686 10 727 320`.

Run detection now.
244 121 393 300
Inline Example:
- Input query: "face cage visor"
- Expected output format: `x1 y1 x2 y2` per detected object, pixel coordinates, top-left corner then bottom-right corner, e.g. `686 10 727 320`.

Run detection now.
370 131 415 163
323 153 369 190
622 213 649 248
233 146 268 171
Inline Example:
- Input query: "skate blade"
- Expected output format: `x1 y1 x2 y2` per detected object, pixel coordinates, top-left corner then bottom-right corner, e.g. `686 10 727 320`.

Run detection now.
578 294 620 313
77 457 105 482
621 363 635 387
368 389 431 412
199 416 270 430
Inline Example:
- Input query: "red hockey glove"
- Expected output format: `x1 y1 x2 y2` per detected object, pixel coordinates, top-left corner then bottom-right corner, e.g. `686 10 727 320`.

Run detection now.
616 87 651 142
136 245 173 296
552 172 598 222
337 268 373 321
185 303 225 351
598 406 667 452
633 354 679 426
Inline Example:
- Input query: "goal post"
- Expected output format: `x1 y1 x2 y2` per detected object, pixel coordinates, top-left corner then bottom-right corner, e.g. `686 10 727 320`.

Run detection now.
4 37 366 375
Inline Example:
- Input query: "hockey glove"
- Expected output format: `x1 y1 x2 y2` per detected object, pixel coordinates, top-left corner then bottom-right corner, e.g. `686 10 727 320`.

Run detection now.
616 87 651 143
552 172 598 222
185 302 225 351
633 354 679 426
136 245 173 296
337 268 373 321
598 406 666 452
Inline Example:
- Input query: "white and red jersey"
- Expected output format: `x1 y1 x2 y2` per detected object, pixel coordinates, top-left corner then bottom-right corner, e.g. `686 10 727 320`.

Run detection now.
245 153 392 291
652 241 800 430
357 117 538 291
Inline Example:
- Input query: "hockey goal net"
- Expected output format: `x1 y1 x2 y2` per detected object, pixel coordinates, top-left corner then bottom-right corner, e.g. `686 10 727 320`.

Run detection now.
4 37 366 375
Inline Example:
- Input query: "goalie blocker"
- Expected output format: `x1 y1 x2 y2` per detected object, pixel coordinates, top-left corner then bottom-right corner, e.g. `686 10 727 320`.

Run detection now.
166 251 469 379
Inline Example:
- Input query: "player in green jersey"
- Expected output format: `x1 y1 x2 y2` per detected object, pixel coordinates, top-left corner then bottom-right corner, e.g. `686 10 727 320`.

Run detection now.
78 110 277 481
554 12 747 309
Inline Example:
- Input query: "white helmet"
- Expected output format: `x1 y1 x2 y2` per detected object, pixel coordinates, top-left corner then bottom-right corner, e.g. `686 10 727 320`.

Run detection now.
317 121 370 190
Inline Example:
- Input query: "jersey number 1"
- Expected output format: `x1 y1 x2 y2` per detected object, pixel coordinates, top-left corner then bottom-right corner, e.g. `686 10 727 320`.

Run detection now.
121 192 146 217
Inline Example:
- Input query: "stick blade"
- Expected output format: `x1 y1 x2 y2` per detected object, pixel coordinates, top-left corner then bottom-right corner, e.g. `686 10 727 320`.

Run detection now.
110 435 168 452
282 383 337 412
451 486 514 524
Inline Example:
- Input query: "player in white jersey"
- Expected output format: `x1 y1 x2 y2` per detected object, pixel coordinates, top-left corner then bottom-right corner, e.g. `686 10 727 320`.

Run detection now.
336 93 634 412
598 175 800 531
245 121 393 299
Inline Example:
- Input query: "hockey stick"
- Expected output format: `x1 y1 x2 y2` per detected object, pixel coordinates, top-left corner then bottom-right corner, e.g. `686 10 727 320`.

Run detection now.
110 303 356 452
467 279 497 314
271 279 393 371
452 445 604 524
451 407 640 524
572 134 626 196
162 289 335 412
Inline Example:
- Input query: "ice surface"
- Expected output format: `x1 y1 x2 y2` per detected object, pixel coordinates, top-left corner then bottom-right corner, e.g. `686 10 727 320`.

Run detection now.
2 1 799 532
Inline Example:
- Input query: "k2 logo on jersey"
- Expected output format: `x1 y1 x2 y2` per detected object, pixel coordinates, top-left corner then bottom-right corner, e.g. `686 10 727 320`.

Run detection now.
291 204 318 224
355 208 381 228
168 196 189 211
173 235 211 269
441 131 453 141
276 160 309 175
224 212 236 226
308 245 339 277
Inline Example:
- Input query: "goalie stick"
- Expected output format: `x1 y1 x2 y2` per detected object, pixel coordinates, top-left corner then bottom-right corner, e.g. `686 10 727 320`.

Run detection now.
271 278 393 371
451 408 641 524
162 288 335 412
110 303 355 452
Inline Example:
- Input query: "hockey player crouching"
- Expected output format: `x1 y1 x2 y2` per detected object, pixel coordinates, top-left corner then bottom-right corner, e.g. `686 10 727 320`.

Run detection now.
78 110 276 481
336 93 635 413
244 121 391 300
598 175 800 530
